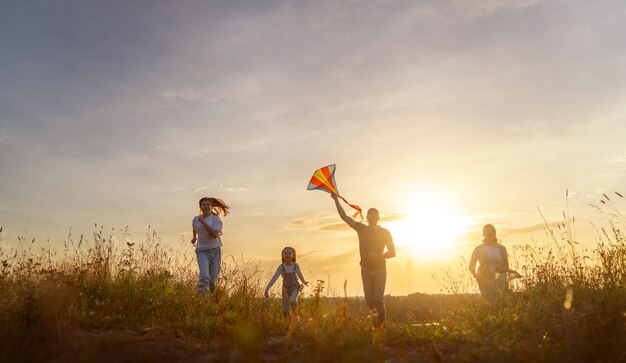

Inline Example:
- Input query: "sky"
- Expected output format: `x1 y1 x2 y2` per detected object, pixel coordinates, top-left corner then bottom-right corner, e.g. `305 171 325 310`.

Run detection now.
1 0 625 295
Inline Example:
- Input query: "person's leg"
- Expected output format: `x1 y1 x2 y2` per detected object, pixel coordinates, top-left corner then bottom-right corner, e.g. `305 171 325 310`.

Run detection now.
495 272 507 293
479 278 496 302
289 287 300 321
361 268 375 310
208 248 222 293
281 287 290 318
195 250 210 294
493 273 508 304
477 277 486 298
373 267 387 328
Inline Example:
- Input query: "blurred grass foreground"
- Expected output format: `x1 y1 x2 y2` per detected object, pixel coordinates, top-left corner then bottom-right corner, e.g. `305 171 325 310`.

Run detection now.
1 203 625 362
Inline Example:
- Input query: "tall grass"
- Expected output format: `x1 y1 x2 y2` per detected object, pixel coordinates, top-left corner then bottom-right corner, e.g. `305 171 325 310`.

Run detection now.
1 195 625 362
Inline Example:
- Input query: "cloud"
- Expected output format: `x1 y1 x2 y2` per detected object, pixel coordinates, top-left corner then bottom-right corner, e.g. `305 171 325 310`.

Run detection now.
0 130 6 142
161 89 203 102
380 212 407 222
450 0 552 18
298 248 359 270
290 211 407 231
193 184 248 194
501 222 562 235
193 186 209 194
289 215 342 231
159 80 262 105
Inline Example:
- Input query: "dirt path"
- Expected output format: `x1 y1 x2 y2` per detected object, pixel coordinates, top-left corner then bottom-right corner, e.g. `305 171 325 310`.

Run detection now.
46 328 204 363
38 328 300 363
24 328 457 363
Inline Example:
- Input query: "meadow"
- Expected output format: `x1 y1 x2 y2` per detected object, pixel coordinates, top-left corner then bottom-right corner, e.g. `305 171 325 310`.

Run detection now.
1 198 625 362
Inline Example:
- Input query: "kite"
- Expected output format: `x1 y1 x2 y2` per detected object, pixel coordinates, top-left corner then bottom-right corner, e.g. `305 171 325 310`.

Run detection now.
307 164 363 220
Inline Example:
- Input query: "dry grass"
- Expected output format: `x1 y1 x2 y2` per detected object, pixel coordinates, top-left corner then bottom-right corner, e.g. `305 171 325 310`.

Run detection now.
1 196 625 362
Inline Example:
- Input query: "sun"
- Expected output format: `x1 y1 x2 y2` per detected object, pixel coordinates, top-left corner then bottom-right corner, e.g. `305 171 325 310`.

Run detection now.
386 192 473 261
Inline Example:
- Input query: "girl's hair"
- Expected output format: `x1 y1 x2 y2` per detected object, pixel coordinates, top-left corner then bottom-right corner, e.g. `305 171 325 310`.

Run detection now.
208 197 230 216
198 197 212 208
198 197 230 216
281 246 296 263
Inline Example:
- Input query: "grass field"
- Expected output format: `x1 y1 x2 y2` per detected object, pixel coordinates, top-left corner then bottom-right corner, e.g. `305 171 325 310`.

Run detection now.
1 211 625 362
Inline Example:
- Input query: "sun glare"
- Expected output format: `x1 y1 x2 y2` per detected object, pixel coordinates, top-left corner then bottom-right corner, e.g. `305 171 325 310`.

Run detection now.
387 192 473 261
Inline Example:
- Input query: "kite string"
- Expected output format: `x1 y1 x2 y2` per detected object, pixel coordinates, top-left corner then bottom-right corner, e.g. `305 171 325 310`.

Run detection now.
338 194 363 221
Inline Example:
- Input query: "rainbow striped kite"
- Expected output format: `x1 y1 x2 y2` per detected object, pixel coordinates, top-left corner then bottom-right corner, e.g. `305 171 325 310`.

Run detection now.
307 164 363 220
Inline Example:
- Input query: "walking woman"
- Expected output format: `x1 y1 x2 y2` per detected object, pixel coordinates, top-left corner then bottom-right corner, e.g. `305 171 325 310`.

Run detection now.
469 224 510 302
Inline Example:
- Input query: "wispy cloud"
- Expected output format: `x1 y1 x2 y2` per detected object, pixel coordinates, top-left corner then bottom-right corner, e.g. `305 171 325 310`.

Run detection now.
290 212 407 232
451 0 552 18
501 222 561 235
193 186 209 194
289 215 340 231
298 247 359 270
194 184 249 195
380 212 407 222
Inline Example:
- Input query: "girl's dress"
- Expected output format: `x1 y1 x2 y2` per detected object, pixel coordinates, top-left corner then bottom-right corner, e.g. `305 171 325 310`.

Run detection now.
266 263 304 318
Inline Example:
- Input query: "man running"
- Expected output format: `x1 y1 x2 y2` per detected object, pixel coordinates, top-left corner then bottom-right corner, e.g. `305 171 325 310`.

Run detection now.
331 193 396 328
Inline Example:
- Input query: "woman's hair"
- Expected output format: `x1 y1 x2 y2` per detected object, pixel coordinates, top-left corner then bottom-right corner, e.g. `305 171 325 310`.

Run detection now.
281 246 296 263
208 197 230 216
482 224 497 243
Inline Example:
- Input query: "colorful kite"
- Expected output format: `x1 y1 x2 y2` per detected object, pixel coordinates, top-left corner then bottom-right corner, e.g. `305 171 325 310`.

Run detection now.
307 164 363 220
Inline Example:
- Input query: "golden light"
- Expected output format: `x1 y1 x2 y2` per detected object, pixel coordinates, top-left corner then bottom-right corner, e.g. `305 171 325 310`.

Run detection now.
386 192 473 261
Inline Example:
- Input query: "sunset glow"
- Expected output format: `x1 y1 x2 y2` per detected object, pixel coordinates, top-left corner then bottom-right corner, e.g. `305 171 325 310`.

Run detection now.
387 193 474 261
1 1 625 295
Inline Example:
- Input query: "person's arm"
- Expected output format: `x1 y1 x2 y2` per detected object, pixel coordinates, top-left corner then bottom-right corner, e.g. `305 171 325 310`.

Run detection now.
264 266 282 297
382 231 396 259
369 231 396 261
331 193 357 229
198 215 219 238
213 217 224 236
295 263 308 286
469 248 479 278
191 219 198 244
500 245 509 271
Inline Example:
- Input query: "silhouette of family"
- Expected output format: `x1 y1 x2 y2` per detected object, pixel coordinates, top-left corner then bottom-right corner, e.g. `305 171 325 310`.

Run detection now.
191 194 512 328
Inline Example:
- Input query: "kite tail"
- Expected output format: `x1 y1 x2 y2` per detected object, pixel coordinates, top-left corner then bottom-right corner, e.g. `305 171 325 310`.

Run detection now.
338 195 363 221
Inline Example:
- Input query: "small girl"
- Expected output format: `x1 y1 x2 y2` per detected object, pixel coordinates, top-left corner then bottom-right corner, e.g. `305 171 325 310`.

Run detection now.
264 247 309 322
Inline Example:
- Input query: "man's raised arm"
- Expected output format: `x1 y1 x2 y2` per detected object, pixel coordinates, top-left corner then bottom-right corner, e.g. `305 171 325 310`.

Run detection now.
331 193 356 229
